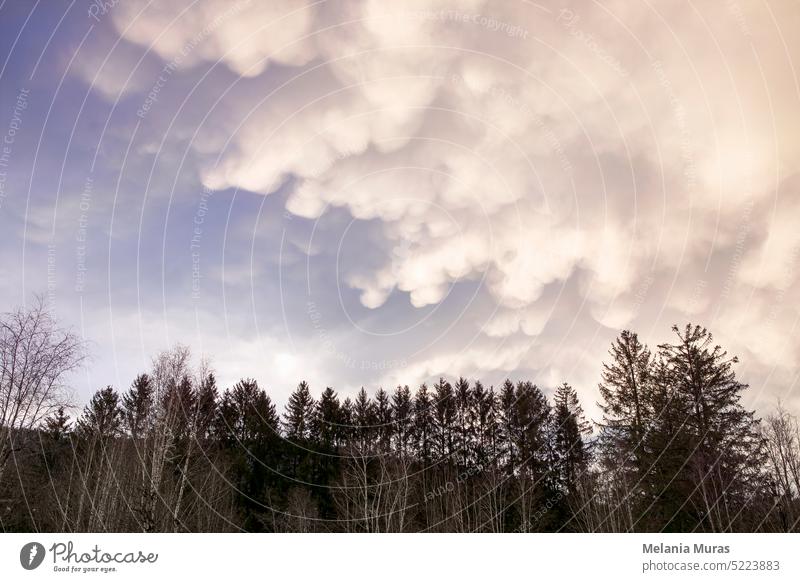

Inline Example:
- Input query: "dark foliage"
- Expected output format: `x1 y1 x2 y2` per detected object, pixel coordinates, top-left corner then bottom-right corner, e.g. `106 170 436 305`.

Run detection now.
0 324 796 533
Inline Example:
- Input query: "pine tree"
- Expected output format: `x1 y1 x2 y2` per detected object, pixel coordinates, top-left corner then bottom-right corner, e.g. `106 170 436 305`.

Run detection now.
216 378 280 531
391 385 413 459
454 377 473 468
469 381 497 469
339 397 355 445
217 378 278 445
639 355 695 531
314 387 341 450
283 381 316 442
498 379 518 475
374 388 393 452
658 324 766 532
77 386 122 439
43 406 72 440
122 374 154 439
413 384 433 463
514 381 551 480
352 387 375 451
552 383 591 497
598 330 652 466
166 375 195 441
596 330 656 529
194 373 218 443
432 377 455 461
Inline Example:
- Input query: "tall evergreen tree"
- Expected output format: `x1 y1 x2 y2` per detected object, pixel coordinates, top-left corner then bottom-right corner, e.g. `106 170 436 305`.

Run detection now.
313 387 341 450
658 324 766 532
413 384 433 463
374 388 393 452
77 386 122 439
454 377 473 467
391 385 413 459
217 378 278 445
43 406 72 441
552 383 591 497
352 387 375 451
122 374 154 439
432 377 455 460
514 381 551 481
598 330 652 467
194 373 219 444
216 378 280 531
498 379 518 475
469 381 497 469
283 381 316 442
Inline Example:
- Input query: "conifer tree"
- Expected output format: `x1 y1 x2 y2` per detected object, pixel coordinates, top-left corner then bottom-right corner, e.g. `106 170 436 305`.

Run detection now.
43 406 72 440
391 385 413 459
352 387 375 450
218 378 279 445
314 387 341 450
657 324 766 532
77 386 122 439
283 381 316 442
498 380 518 474
514 381 551 480
598 330 652 466
413 384 433 463
122 374 153 439
193 373 218 444
454 377 473 467
469 381 497 469
432 377 455 460
552 383 591 497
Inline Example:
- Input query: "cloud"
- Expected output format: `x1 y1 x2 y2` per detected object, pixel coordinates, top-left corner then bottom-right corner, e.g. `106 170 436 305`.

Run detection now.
61 0 800 405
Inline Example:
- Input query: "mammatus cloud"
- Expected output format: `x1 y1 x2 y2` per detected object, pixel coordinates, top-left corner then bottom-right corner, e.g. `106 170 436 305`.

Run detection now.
67 0 799 410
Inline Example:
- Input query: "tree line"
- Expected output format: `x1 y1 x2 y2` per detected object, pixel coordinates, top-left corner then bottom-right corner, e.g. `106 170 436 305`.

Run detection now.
1 300 799 532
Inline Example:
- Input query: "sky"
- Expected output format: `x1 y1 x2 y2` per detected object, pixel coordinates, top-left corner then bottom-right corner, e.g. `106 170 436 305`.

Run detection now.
0 0 798 417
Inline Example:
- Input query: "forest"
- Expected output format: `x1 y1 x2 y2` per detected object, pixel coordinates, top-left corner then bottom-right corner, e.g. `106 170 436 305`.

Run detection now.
1 300 799 533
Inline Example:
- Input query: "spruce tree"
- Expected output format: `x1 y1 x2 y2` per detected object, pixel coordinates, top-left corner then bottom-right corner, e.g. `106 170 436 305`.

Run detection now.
469 381 497 469
498 379 518 475
658 324 765 532
598 330 652 466
413 384 433 463
432 377 455 460
314 387 341 450
77 386 122 439
374 388 393 452
552 383 591 497
43 406 72 440
391 385 413 458
122 374 153 439
283 381 316 442
454 377 473 468
352 387 375 450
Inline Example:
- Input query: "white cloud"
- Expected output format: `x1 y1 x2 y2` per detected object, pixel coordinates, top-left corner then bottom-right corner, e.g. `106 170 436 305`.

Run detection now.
75 0 800 400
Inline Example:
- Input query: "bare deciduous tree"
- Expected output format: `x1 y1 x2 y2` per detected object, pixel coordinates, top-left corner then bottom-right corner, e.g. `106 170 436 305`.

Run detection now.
0 297 85 484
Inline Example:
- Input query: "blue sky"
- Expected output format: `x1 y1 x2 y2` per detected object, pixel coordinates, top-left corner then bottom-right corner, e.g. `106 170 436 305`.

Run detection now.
1 0 799 416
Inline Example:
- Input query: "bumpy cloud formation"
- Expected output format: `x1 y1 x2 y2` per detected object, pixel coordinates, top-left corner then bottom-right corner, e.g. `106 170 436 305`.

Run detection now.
82 0 799 407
